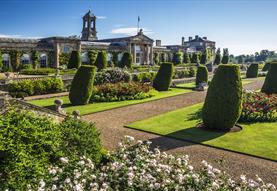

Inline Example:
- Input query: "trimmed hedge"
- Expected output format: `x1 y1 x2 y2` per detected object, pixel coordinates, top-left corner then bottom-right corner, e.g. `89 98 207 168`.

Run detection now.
196 65 208 86
94 68 131 85
261 62 277 94
69 65 96 105
119 52 132 69
202 64 243 130
262 62 270 71
20 68 56 75
68 50 81 69
153 62 174 91
246 63 258 78
95 51 107 71
132 72 156 83
8 78 64 98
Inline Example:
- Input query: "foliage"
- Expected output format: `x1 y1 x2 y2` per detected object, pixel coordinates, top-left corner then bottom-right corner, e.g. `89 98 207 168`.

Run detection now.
173 68 196 79
239 91 277 122
153 62 174 91
200 48 210 65
160 53 167 63
132 72 156 83
94 67 131 85
261 62 277 94
183 52 191 64
119 52 132 69
235 50 277 63
0 109 102 190
221 48 229 64
95 51 107 71
20 67 56 75
68 51 81 69
202 64 242 130
8 77 64 98
154 52 160 65
69 65 96 105
0 51 2 69
36 136 276 191
196 65 208 86
19 63 33 70
246 63 259 78
262 62 269 71
172 51 183 65
88 50 98 65
10 50 21 71
214 48 221 65
112 52 119 67
91 83 155 102
188 66 196 77
31 51 39 69
59 52 70 66
191 52 200 64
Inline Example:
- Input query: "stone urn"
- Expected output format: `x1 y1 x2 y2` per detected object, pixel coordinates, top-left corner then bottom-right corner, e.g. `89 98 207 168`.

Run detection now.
72 110 80 119
54 99 66 114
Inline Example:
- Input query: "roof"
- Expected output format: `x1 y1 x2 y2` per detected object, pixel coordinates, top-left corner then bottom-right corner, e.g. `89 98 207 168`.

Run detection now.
186 37 215 43
94 32 154 43
83 10 96 18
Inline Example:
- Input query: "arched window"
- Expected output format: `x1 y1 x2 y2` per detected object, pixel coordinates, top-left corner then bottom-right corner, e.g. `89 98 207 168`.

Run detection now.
81 52 89 64
2 54 10 68
21 54 30 65
118 53 123 62
40 54 47 68
107 53 112 62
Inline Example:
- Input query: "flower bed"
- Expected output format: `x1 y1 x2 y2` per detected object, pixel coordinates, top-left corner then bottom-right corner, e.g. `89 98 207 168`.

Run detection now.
38 136 276 191
239 91 277 122
91 82 156 102
94 68 131 85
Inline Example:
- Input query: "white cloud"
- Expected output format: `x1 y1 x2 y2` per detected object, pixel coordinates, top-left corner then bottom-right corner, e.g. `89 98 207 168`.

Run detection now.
97 16 107 19
111 27 153 36
0 33 42 39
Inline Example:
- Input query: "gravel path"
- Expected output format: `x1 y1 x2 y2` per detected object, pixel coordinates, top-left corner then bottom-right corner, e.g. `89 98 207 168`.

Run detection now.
82 79 277 184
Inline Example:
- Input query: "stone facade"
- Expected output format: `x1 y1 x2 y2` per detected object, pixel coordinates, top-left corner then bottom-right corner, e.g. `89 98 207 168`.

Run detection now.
0 10 215 69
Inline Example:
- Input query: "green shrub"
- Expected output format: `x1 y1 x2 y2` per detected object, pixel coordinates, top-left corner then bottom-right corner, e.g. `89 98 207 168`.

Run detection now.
261 62 277 94
94 68 131 85
8 78 64 98
0 51 3 69
246 63 258 78
68 50 81 69
119 52 132 69
31 51 39 69
202 64 242 130
88 50 98 65
196 65 208 86
20 68 56 75
91 83 155 102
188 66 196 77
172 51 183 65
153 62 174 91
69 65 96 105
0 109 102 190
132 72 156 83
95 51 107 71
262 62 270 71
20 64 33 70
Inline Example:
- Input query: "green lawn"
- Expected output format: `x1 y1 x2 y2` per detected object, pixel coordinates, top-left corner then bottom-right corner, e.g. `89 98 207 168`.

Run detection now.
29 82 196 115
127 103 277 161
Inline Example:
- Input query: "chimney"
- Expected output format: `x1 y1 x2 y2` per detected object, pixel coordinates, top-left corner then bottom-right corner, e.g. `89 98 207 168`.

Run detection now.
195 35 199 39
203 37 207 40
181 37 185 46
156 40 161 47
189 36 192 41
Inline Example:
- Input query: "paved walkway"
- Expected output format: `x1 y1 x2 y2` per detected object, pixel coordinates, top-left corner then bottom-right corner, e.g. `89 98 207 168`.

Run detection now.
82 79 277 184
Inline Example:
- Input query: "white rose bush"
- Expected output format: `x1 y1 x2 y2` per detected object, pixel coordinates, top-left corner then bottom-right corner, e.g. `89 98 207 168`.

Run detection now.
30 136 276 191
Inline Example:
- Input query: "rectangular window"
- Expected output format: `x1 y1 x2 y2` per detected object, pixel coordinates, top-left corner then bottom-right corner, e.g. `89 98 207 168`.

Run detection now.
136 52 140 64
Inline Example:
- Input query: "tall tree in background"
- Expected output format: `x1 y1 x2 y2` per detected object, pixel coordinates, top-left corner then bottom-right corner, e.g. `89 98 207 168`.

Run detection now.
200 48 209 65
0 51 3 70
172 51 183 65
31 51 39 69
191 52 200 64
221 48 229 64
214 48 221 65
183 52 191 64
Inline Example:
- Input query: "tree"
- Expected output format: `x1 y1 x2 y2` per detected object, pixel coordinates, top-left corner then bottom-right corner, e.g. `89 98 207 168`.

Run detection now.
0 51 3 70
172 51 183 65
69 65 96 105
68 50 81 69
153 62 174 91
119 52 132 69
95 51 107 71
200 48 209 65
88 50 98 65
112 52 119 67
214 48 221 65
10 50 20 71
31 51 39 69
261 62 277 94
191 52 200 64
246 63 258 78
221 48 229 64
196 65 208 86
154 52 160 65
160 53 167 63
183 52 191 64
202 64 242 130
59 53 70 66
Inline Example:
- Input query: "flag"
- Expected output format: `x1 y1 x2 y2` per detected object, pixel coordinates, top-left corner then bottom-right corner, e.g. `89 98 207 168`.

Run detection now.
138 16 140 22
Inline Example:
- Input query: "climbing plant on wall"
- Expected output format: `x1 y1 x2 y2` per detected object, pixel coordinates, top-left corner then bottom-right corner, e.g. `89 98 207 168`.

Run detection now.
31 51 39 69
0 51 3 70
112 52 119 67
9 50 21 72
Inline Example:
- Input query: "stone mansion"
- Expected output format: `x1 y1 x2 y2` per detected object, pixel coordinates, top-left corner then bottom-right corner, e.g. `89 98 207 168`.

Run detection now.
0 10 216 69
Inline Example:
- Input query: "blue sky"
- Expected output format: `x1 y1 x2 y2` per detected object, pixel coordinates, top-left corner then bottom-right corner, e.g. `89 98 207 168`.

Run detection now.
0 0 277 55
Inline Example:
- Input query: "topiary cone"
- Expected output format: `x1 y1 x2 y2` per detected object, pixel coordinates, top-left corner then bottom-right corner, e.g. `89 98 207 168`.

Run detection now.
246 63 258 78
69 65 96 105
202 64 243 130
153 62 174 91
261 62 277 94
196 65 208 86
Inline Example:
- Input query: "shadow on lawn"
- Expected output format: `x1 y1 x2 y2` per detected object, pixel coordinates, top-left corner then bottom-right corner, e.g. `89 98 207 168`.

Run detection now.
148 108 226 152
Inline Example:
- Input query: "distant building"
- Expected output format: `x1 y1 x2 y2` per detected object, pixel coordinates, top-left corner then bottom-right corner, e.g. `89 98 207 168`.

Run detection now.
0 10 215 69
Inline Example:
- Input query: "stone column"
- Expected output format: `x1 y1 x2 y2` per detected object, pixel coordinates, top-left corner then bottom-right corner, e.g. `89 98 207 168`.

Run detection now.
133 44 136 65
54 43 60 68
146 45 150 65
150 45 153 65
